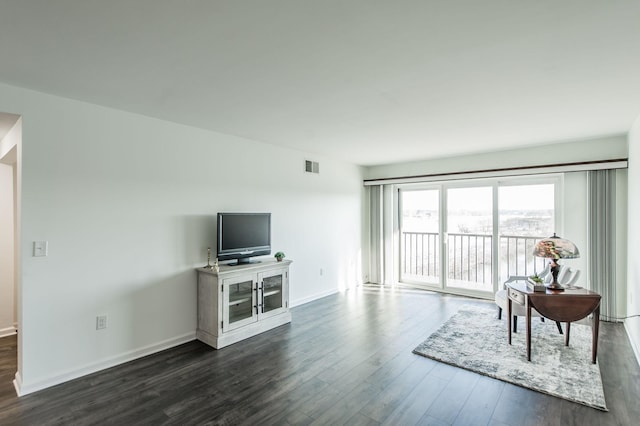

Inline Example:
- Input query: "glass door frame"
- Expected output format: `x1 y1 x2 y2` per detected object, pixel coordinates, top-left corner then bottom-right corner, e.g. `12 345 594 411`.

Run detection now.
397 183 443 289
442 181 497 297
397 182 445 293
396 174 563 299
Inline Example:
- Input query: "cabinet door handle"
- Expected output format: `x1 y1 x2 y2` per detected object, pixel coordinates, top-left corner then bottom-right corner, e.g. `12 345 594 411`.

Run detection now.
254 282 259 314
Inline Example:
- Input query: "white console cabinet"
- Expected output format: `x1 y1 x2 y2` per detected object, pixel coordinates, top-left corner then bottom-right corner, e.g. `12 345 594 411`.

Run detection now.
196 259 291 349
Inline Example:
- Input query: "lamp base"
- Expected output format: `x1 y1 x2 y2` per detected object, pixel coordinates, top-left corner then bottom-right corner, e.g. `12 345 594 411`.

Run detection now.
545 281 565 291
546 260 565 291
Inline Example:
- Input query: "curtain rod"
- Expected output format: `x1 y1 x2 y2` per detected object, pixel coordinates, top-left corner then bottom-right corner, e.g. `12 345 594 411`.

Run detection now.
363 158 628 186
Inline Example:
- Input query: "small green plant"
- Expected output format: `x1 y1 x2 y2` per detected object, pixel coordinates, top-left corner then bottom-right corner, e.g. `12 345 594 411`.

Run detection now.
529 274 543 284
274 251 286 261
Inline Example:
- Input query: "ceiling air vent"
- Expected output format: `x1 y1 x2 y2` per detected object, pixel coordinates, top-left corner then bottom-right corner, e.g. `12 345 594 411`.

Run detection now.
305 160 319 174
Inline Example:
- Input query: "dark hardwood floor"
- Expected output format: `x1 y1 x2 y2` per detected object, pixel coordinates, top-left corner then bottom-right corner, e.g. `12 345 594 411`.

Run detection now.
0 286 638 425
0 333 17 402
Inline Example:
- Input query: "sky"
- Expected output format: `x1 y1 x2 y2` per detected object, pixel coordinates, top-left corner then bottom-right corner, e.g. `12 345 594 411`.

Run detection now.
402 184 555 212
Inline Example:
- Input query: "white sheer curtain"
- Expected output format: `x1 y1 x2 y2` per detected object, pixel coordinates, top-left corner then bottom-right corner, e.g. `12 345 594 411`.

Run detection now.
367 185 384 284
588 169 617 321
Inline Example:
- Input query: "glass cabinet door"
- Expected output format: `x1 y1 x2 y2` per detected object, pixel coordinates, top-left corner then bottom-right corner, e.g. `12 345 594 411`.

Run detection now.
223 277 257 331
263 275 283 312
259 269 288 319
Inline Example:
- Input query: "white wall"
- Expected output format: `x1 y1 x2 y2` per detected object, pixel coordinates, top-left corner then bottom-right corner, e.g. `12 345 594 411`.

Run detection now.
627 115 640 362
0 82 363 394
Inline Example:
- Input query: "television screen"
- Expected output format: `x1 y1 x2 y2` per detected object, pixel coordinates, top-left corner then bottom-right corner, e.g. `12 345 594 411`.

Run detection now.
217 213 271 264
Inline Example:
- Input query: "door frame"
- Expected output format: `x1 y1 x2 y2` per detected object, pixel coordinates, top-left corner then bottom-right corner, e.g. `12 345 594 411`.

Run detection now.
396 174 563 299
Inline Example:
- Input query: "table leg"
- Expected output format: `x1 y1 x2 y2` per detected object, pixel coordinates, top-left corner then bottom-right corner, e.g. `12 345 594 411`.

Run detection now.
507 298 512 345
592 305 600 364
565 322 570 346
526 298 531 361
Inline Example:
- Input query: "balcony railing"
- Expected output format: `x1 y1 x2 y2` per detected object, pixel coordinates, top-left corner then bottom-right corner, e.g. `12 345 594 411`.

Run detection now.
401 232 547 287
402 231 440 279
448 232 492 283
500 234 547 278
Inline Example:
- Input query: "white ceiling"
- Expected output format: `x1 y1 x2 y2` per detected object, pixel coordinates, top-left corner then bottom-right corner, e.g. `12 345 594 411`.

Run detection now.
1 1 639 165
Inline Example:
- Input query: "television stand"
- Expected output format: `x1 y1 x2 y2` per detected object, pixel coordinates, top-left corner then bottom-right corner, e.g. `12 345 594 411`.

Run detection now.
196 259 291 349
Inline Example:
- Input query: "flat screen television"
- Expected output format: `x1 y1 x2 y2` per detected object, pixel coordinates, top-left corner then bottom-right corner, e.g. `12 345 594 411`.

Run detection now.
217 212 271 265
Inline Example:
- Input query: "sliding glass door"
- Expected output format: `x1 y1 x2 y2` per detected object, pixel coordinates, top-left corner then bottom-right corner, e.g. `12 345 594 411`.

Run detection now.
400 188 440 285
445 186 494 292
399 176 559 297
498 183 555 282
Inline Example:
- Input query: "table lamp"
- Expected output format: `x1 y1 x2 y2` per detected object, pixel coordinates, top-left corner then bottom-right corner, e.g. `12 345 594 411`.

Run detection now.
532 233 580 291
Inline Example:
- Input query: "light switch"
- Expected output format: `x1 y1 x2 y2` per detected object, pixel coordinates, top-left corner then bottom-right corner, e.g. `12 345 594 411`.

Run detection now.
33 241 48 257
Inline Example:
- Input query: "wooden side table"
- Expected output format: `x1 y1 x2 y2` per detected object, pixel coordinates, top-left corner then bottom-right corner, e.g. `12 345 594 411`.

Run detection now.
506 281 601 363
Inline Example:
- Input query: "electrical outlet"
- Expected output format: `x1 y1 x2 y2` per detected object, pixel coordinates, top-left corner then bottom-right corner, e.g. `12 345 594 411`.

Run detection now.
96 315 107 330
320 268 323 276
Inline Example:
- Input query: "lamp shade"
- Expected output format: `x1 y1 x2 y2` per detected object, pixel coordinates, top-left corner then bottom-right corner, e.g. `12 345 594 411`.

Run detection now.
533 234 580 259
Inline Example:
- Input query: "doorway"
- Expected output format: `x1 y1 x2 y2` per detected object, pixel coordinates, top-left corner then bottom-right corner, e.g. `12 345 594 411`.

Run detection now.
0 112 21 396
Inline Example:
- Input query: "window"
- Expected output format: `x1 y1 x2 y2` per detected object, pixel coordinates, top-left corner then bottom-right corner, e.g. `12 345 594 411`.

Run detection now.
399 176 559 296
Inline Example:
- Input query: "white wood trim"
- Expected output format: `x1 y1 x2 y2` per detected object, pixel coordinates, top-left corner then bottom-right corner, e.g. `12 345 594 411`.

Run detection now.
13 371 23 397
0 326 17 338
14 332 195 396
290 288 339 307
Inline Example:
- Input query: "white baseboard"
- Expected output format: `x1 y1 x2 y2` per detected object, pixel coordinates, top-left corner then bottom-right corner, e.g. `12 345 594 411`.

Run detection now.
14 331 196 396
624 320 640 367
13 288 345 396
13 371 23 396
0 326 17 338
291 288 340 307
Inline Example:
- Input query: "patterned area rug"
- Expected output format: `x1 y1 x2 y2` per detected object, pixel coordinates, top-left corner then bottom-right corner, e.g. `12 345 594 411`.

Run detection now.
413 304 607 411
